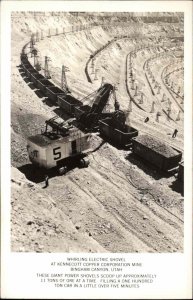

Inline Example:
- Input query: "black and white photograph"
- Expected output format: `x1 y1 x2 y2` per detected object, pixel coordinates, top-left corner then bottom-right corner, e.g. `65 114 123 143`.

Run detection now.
11 11 185 253
11 12 184 253
1 1 192 299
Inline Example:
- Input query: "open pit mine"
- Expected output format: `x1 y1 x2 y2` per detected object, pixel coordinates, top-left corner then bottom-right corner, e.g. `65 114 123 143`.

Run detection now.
11 12 184 253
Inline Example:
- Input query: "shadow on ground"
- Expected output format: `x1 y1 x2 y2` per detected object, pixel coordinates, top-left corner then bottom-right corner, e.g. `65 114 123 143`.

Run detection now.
18 164 47 183
18 161 85 184
169 178 184 196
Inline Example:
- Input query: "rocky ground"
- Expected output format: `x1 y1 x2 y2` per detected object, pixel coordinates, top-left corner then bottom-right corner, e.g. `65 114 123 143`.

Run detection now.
11 12 184 253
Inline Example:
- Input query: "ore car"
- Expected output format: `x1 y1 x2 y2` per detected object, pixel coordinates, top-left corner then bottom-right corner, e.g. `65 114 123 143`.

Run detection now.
132 134 182 172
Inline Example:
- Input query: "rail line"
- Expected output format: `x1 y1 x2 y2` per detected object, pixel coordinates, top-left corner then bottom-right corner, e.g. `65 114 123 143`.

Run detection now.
142 50 183 117
126 45 179 115
125 52 145 111
85 36 124 84
164 66 184 79
161 65 184 113
123 49 183 152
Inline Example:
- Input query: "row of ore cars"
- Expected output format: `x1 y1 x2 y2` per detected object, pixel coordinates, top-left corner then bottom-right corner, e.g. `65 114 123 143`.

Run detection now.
20 50 183 182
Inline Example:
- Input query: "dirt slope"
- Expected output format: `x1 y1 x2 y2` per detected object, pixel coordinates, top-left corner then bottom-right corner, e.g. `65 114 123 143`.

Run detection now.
11 167 106 252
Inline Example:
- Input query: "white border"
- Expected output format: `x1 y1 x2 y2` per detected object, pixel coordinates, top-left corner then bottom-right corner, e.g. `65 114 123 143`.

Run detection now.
1 1 192 299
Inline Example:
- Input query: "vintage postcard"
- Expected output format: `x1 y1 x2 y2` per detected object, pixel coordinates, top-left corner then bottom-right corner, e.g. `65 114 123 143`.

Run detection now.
1 0 192 299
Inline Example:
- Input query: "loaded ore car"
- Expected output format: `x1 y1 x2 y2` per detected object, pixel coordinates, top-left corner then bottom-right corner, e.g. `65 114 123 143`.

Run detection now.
45 86 66 103
30 72 45 86
26 67 38 81
57 94 83 115
21 60 32 72
22 64 33 76
21 64 30 75
132 134 182 172
74 105 91 119
27 117 91 175
99 117 138 148
20 53 31 66
37 78 54 93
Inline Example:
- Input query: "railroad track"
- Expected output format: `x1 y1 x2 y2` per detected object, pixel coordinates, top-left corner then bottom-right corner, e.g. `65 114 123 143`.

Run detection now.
126 45 177 114
142 49 183 116
85 37 120 83
161 65 184 112
85 36 145 85
143 54 184 115
123 50 183 152
125 52 145 111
